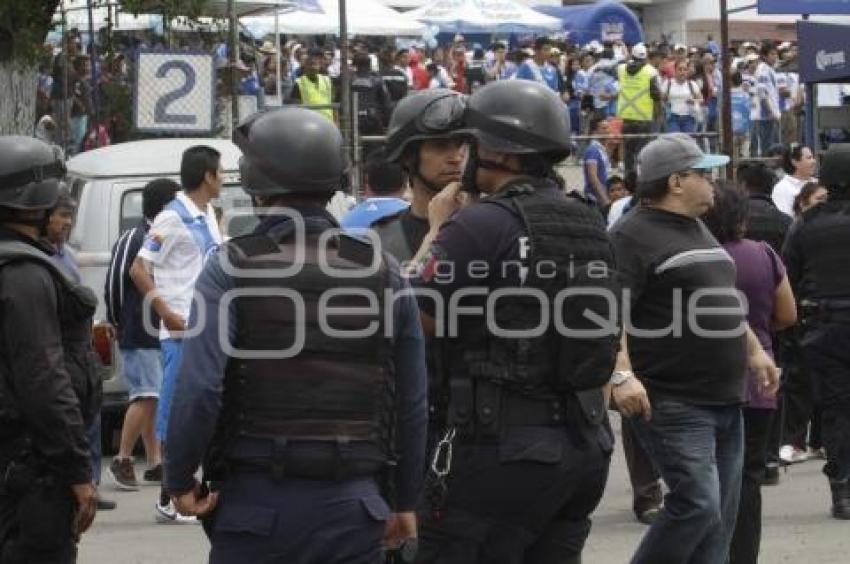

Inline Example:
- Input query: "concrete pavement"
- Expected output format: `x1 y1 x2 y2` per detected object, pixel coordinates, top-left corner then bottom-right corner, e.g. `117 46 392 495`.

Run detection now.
80 415 850 563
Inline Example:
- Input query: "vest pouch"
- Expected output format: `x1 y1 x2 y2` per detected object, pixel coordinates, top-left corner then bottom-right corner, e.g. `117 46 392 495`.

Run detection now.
553 262 620 392
474 381 501 438
574 388 605 427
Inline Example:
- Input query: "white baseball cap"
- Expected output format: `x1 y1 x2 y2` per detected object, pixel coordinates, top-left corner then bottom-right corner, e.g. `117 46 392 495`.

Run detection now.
674 43 687 52
632 43 648 60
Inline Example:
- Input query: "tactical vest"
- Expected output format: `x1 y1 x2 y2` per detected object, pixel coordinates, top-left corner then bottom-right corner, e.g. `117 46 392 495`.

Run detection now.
351 73 385 134
373 215 415 263
796 201 850 300
617 64 655 122
219 224 395 480
0 240 101 432
297 74 334 121
446 182 619 436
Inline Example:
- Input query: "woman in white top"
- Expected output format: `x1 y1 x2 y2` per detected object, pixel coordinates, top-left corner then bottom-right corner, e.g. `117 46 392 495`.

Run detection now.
662 61 703 133
771 144 817 216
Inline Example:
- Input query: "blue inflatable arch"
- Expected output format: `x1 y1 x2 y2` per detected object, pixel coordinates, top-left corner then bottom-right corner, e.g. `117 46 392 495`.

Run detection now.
534 1 644 46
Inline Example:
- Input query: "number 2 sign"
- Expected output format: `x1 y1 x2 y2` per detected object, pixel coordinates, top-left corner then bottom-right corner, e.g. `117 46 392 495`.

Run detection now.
134 50 215 134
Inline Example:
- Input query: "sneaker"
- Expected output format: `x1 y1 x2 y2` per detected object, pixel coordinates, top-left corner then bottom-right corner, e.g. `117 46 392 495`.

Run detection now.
143 464 163 483
108 457 139 491
155 500 198 524
779 444 810 464
96 494 117 511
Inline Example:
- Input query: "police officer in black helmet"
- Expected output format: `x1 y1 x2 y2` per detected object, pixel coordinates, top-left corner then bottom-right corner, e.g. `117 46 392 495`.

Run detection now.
162 107 428 562
410 80 619 563
373 89 467 263
783 143 850 520
0 136 98 563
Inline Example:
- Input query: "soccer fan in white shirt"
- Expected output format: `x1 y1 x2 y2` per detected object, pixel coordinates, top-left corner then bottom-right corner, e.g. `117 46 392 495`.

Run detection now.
130 145 223 523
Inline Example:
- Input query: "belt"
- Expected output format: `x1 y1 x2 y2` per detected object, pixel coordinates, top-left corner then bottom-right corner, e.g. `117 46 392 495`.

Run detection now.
448 379 570 438
223 438 389 482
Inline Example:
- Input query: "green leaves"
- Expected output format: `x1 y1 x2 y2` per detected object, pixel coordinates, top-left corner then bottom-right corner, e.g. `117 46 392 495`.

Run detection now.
0 0 60 63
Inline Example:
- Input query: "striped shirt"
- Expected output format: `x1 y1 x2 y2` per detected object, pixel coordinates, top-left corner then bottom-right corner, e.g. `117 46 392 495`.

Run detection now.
105 222 159 349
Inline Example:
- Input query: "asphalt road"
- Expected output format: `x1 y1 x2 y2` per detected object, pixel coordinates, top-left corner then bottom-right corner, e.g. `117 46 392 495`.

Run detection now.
80 414 850 563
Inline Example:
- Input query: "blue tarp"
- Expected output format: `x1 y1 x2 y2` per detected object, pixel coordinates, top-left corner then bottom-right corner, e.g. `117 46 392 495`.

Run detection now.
759 0 850 14
533 1 643 46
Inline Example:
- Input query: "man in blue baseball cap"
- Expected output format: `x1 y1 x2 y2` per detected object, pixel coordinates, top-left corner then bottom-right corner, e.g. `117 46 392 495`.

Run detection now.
609 133 780 564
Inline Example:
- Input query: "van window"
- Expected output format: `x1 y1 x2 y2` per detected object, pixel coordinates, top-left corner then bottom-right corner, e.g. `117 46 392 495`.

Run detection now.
120 190 144 234
67 178 88 247
121 185 257 238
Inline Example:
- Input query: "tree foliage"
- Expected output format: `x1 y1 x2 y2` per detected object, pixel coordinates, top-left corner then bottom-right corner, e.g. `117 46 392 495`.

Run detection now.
0 0 60 63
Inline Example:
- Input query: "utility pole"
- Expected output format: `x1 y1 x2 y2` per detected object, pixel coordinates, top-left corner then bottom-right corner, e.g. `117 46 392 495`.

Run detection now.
228 0 239 134
339 0 353 160
720 0 733 176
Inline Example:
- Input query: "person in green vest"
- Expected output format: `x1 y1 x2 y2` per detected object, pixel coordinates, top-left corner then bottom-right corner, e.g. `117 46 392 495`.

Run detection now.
289 47 335 122
616 43 661 176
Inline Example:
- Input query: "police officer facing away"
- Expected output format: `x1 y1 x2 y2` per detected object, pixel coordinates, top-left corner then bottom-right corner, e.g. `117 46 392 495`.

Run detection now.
376 89 467 264
411 80 619 563
783 143 850 520
0 136 98 562
163 107 428 563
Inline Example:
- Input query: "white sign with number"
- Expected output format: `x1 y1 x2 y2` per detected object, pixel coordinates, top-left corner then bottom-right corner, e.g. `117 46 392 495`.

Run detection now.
134 51 214 134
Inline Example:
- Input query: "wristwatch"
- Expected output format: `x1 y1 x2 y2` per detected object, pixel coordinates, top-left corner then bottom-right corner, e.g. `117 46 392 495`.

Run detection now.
610 370 634 387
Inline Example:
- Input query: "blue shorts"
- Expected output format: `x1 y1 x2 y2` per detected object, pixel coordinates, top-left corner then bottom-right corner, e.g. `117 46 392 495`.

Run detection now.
120 348 162 401
155 339 183 442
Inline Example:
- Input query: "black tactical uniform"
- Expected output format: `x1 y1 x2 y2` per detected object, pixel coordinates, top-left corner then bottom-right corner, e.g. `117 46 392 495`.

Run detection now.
783 143 850 519
414 80 619 563
162 108 428 563
0 136 100 563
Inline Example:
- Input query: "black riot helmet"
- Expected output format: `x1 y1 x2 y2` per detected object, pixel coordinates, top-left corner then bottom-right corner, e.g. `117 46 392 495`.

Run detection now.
384 89 466 163
819 143 850 196
0 135 65 212
461 80 572 160
458 81 571 192
233 107 349 197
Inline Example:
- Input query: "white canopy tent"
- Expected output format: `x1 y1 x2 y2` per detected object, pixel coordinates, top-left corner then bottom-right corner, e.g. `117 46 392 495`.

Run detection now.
242 0 426 37
406 0 562 34
124 0 296 18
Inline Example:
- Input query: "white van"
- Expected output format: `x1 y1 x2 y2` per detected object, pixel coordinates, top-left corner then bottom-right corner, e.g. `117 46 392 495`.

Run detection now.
65 138 251 421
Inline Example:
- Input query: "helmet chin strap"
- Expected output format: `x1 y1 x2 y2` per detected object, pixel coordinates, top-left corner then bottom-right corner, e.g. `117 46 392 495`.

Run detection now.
410 151 447 194
461 144 523 194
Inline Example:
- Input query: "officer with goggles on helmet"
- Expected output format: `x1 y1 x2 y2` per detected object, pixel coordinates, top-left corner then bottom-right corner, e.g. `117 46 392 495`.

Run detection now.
0 136 99 563
161 107 428 563
371 89 467 264
409 80 619 564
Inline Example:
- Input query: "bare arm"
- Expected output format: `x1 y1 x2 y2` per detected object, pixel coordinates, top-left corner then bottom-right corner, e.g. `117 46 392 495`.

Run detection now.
586 161 610 206
771 274 797 331
609 332 652 420
129 256 185 332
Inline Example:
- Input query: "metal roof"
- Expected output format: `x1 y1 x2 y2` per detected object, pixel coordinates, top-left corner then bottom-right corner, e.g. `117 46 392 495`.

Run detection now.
67 138 243 179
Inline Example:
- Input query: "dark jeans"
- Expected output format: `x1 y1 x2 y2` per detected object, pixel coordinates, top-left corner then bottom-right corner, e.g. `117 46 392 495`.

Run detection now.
803 324 850 481
630 398 744 564
750 120 780 158
88 414 102 485
621 120 653 177
621 416 662 516
730 408 775 564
